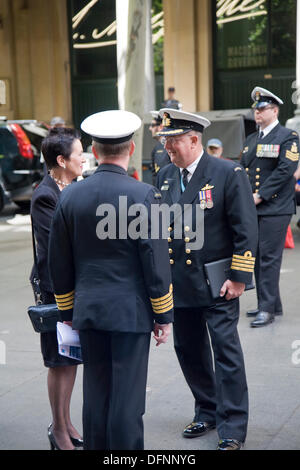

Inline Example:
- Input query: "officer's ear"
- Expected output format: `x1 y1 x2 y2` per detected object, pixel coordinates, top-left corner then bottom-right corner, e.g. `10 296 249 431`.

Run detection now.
129 140 135 157
190 133 200 149
92 144 100 161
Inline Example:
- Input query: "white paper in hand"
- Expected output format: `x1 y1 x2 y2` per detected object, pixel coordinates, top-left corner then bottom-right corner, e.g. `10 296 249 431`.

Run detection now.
56 322 82 361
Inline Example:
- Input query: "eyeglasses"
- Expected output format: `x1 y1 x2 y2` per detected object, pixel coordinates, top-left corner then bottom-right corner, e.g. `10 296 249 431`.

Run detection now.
162 133 195 145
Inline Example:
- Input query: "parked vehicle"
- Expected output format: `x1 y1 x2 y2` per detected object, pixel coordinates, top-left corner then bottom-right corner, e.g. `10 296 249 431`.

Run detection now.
0 118 46 212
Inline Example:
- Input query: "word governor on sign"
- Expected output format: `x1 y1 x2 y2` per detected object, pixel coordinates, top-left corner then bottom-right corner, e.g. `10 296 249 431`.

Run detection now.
103 454 196 466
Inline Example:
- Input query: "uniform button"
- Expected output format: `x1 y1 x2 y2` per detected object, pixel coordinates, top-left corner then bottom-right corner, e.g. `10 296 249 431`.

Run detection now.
185 226 190 232
170 259 174 265
169 248 173 254
168 227 172 232
256 175 260 179
185 237 190 243
255 189 259 193
246 168 249 172
186 249 191 254
256 182 260 186
168 237 172 243
256 168 260 172
186 259 192 265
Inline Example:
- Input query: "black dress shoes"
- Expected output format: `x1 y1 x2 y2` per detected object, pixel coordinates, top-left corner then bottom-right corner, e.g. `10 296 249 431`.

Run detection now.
182 421 216 438
246 308 259 317
247 308 282 317
217 439 242 450
250 311 275 327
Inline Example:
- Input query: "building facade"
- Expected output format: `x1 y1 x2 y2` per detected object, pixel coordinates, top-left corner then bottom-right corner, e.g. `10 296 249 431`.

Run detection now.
0 0 296 126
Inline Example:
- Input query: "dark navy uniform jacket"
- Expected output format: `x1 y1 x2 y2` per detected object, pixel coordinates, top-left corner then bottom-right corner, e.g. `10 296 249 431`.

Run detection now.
151 141 170 181
157 152 258 308
48 164 174 333
241 124 299 215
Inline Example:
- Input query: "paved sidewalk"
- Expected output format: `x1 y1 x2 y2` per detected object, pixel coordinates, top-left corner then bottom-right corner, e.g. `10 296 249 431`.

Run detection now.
0 207 300 450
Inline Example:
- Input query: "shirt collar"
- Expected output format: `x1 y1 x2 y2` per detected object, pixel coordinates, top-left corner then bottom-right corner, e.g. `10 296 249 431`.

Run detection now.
260 119 279 138
180 149 204 176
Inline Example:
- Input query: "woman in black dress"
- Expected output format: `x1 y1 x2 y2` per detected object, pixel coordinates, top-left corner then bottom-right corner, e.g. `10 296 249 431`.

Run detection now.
31 128 86 450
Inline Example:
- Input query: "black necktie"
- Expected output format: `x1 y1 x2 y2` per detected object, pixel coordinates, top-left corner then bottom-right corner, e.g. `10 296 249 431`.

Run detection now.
182 168 189 190
259 131 264 139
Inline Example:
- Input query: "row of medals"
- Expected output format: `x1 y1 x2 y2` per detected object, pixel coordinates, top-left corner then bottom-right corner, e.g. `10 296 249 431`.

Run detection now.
200 199 214 210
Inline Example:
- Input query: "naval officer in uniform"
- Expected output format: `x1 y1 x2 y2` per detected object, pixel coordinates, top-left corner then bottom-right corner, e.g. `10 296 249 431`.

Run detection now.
156 109 258 450
48 110 174 450
241 87 299 327
149 111 170 185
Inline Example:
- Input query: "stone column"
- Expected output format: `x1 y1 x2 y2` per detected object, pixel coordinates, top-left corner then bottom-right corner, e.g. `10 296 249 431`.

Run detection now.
117 0 154 179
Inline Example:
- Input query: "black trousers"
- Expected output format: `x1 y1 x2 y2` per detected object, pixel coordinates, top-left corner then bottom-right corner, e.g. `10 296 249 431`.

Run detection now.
79 330 151 450
255 215 291 313
173 299 248 442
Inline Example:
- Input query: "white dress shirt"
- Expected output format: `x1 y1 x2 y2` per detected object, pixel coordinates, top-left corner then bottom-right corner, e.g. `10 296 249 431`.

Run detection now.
180 149 204 183
259 119 279 139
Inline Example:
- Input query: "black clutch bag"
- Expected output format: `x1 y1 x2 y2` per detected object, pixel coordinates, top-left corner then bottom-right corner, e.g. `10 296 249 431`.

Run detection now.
204 257 255 300
27 303 61 333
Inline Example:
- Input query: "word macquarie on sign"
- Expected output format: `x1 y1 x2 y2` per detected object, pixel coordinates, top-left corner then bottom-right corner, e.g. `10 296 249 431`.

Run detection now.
216 0 267 25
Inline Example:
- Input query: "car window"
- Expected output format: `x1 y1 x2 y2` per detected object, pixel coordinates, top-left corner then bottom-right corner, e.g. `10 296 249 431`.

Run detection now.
0 128 19 158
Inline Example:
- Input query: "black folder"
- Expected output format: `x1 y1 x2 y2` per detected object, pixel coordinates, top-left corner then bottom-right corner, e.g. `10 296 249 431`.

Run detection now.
204 257 255 300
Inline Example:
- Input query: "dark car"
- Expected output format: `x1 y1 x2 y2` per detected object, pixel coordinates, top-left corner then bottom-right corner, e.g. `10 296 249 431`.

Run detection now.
0 118 46 212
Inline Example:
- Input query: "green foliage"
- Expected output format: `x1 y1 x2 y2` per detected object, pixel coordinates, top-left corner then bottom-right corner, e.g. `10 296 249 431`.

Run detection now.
152 0 164 75
152 0 163 14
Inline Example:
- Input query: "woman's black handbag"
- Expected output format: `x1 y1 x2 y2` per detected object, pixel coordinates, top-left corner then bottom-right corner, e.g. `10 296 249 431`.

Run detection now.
28 217 61 333
28 303 60 333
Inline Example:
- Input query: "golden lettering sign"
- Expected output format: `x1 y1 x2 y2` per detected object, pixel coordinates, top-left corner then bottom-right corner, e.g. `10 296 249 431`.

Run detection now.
72 0 164 50
216 0 267 24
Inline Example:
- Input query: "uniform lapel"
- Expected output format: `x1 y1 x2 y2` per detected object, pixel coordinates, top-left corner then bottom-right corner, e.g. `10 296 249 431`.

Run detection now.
243 133 259 167
177 152 211 206
159 165 181 204
259 122 280 144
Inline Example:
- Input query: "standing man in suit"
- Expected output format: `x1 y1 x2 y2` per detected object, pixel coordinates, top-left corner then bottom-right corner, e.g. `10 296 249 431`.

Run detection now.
156 109 258 450
48 110 174 450
241 87 299 327
149 111 170 185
